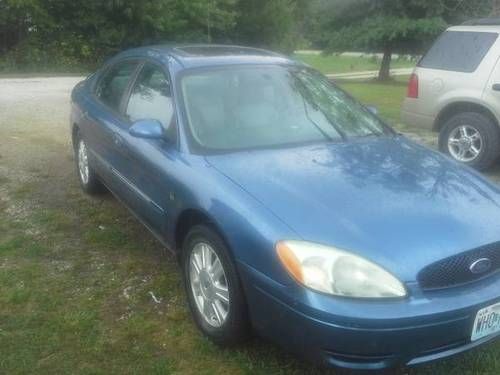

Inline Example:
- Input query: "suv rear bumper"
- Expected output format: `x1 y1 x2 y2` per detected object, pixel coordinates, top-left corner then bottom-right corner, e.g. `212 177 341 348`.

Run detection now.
401 108 435 130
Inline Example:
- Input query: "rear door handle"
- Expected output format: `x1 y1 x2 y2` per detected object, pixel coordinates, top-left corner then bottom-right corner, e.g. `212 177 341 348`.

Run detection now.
83 110 98 122
492 83 500 91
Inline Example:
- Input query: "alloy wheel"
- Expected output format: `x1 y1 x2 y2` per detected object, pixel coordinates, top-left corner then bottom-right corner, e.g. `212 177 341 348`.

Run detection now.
188 242 230 328
78 139 90 185
447 125 483 162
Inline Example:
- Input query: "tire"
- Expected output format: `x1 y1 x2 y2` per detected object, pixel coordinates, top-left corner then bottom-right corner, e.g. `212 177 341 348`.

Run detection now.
74 131 105 195
182 225 250 346
438 112 500 170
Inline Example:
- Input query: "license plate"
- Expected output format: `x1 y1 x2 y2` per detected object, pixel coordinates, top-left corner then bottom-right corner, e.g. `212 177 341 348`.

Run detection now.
471 302 500 341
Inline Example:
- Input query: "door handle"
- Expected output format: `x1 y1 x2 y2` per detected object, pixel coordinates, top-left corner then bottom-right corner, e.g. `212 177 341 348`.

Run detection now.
493 83 500 91
83 110 98 122
113 132 125 147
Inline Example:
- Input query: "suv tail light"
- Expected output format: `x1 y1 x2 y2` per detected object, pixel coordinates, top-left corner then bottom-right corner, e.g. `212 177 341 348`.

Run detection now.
407 73 419 98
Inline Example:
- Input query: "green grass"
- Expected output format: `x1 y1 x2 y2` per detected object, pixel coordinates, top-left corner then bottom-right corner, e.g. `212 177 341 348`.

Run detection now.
339 76 409 124
293 53 415 74
0 168 322 374
336 76 441 153
0 54 414 77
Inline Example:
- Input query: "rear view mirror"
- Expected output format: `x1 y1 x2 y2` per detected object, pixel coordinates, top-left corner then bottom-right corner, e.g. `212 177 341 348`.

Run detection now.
129 119 164 139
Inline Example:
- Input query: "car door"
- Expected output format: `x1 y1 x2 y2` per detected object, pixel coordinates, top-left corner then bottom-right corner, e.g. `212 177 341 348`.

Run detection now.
83 60 140 194
483 49 500 118
116 61 179 237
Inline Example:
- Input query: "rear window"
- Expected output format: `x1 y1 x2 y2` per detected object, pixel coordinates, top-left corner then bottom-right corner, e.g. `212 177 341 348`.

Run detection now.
418 31 498 73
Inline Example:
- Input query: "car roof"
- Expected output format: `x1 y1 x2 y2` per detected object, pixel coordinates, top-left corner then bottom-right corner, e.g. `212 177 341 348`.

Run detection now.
115 44 303 69
448 25 500 33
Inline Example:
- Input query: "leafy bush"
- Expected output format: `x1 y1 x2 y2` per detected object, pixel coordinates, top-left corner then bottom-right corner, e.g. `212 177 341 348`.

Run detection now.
0 0 305 73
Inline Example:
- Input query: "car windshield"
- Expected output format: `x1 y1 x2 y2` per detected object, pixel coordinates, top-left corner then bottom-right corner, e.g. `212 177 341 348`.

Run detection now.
181 65 389 151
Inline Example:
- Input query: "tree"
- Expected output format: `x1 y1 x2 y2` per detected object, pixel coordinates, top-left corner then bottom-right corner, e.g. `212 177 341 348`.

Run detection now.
0 0 239 70
302 0 352 49
235 0 302 53
1 0 312 71
325 0 492 81
0 0 48 55
492 0 500 15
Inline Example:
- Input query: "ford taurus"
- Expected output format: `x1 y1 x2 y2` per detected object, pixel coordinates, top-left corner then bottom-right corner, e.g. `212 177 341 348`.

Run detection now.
70 45 500 372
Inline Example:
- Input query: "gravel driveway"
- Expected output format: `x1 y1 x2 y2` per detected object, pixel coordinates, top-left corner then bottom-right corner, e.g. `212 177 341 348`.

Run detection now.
0 76 85 203
0 76 84 153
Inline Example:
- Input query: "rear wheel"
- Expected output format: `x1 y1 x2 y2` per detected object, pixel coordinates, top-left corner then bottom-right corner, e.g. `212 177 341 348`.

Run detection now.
182 225 250 346
74 132 105 195
439 112 500 170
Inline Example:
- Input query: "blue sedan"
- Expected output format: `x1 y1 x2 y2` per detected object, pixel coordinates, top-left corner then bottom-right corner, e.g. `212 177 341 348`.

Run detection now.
71 45 500 371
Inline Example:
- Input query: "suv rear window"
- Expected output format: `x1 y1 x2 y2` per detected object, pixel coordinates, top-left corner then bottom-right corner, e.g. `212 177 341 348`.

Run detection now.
418 31 498 73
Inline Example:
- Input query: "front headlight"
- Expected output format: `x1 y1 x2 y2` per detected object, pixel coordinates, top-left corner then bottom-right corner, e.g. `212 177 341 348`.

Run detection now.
276 241 406 298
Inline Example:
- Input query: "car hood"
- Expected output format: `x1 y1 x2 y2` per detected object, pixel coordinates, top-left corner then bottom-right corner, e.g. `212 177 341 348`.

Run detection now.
206 136 500 282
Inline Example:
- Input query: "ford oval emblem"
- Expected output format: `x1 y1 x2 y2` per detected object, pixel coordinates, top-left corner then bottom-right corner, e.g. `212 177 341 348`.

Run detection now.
469 258 492 275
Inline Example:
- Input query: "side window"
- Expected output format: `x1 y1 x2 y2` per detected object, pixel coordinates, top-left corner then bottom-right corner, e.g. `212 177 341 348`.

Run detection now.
95 61 138 111
418 31 498 73
126 63 174 130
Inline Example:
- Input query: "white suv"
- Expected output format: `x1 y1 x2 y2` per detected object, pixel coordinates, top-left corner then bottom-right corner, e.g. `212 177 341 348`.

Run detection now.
402 20 500 170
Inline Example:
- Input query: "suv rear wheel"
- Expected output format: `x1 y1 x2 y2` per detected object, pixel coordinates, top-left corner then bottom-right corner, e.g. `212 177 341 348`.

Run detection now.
438 112 500 170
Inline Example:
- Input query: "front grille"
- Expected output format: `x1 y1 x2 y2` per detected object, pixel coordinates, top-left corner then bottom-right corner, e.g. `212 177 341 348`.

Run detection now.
418 242 500 290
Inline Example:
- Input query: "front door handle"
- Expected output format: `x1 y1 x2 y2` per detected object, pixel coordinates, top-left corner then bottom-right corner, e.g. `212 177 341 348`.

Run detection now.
113 132 125 148
492 83 500 91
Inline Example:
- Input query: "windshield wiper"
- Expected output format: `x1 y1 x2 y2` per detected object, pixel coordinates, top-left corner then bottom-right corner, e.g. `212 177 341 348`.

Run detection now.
295 79 346 141
299 95 335 141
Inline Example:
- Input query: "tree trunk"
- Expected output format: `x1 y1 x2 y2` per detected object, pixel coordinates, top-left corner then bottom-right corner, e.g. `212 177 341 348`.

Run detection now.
378 47 392 81
207 1 212 43
492 0 500 16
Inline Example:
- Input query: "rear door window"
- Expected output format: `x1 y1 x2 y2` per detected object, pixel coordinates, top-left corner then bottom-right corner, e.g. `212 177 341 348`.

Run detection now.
95 61 138 111
418 31 498 73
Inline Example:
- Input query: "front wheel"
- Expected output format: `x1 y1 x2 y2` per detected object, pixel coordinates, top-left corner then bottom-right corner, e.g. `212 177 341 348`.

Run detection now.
438 112 500 170
182 225 250 346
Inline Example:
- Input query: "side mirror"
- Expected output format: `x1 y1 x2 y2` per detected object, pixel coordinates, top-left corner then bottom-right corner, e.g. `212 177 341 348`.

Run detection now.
366 105 379 115
129 119 164 139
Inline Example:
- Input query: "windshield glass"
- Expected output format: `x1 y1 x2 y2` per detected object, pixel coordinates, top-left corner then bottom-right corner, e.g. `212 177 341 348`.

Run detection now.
181 65 389 151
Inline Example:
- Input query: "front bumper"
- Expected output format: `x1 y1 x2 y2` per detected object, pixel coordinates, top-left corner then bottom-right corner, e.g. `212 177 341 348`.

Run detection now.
238 261 500 371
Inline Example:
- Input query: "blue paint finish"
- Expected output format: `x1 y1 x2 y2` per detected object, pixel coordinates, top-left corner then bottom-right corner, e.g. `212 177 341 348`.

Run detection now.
71 44 500 371
129 119 164 139
207 136 500 282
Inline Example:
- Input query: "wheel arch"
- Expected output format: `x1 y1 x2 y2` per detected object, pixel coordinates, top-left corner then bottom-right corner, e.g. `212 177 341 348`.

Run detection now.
174 208 230 255
434 102 499 132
